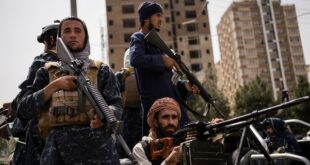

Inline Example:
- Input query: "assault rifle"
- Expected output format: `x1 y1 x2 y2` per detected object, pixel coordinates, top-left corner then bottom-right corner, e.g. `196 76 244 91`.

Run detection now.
149 95 310 161
56 38 136 164
145 29 224 118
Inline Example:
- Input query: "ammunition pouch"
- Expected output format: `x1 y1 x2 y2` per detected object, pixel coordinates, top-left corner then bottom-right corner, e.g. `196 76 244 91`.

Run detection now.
38 60 102 138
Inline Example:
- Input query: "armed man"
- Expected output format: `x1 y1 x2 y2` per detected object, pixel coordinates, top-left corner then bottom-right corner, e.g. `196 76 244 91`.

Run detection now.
129 1 200 137
4 21 60 165
132 97 222 165
115 48 142 158
18 17 121 164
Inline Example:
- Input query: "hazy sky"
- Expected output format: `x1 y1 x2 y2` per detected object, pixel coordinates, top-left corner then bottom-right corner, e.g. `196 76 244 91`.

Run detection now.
0 0 309 104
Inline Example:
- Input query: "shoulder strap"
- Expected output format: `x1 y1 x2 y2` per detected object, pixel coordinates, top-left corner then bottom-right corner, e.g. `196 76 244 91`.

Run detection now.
140 140 152 161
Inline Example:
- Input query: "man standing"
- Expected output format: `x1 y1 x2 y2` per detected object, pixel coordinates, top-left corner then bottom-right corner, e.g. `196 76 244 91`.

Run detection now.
9 21 59 165
132 97 182 165
18 17 121 165
115 49 142 158
129 1 198 136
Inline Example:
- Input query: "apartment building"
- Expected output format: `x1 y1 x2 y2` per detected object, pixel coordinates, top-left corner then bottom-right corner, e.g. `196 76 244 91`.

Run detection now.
104 0 215 82
217 0 306 105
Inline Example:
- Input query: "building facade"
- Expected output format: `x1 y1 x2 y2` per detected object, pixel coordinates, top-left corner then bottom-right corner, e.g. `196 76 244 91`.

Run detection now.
217 0 306 105
104 0 215 82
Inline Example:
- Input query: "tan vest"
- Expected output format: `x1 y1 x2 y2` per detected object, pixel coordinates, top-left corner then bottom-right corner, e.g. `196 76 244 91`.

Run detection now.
121 67 140 108
38 60 103 138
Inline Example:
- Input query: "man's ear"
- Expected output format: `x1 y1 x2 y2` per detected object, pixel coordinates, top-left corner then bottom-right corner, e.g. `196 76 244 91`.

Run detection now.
144 19 150 24
153 119 158 128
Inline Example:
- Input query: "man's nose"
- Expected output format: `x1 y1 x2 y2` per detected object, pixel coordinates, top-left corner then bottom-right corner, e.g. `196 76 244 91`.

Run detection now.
68 32 76 38
168 117 175 124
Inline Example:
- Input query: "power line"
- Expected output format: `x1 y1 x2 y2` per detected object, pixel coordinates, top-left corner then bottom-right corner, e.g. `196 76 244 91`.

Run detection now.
298 12 310 17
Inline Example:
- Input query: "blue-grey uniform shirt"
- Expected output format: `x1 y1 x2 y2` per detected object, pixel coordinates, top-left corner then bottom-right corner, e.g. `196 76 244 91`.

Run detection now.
11 51 58 165
18 61 122 165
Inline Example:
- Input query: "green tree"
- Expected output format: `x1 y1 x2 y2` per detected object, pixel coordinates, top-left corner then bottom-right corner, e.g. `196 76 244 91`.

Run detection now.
234 76 274 117
292 76 310 123
187 79 230 121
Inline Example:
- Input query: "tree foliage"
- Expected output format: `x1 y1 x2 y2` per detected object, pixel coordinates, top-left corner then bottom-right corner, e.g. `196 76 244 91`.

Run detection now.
234 76 274 117
283 76 310 123
187 79 230 121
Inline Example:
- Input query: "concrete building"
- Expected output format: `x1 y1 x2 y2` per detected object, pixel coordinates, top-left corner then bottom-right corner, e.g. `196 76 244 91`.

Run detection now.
104 0 215 82
216 0 306 105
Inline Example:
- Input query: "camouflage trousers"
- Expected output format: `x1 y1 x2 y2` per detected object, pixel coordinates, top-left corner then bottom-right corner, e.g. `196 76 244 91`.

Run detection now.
12 142 26 165
40 125 120 165
24 119 45 165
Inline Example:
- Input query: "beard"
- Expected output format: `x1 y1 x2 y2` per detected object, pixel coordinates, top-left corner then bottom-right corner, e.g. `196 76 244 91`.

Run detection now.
148 22 160 32
157 124 178 138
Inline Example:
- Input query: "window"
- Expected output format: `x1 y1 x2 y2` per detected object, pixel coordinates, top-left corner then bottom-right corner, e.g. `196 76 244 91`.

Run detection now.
107 6 112 12
111 63 115 69
184 0 195 6
165 17 170 23
290 37 300 44
188 36 199 45
202 10 206 15
186 23 197 32
203 23 207 28
185 10 196 19
124 33 131 43
109 34 113 39
123 19 135 28
110 48 114 54
108 20 113 26
164 3 169 9
191 63 202 72
122 5 134 14
189 50 201 58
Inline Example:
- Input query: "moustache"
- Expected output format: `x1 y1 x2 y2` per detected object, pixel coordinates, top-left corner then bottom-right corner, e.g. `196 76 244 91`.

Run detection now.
164 124 177 130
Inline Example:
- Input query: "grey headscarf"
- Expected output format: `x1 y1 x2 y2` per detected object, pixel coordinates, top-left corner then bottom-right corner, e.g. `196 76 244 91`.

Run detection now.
72 40 92 72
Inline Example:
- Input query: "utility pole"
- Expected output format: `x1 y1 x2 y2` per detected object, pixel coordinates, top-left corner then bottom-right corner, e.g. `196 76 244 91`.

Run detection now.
71 0 77 17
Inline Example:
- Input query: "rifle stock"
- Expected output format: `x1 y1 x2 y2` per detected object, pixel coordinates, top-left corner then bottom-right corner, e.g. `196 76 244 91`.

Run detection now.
56 38 136 164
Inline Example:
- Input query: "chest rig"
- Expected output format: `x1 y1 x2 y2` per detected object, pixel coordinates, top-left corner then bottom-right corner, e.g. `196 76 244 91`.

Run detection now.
38 60 102 137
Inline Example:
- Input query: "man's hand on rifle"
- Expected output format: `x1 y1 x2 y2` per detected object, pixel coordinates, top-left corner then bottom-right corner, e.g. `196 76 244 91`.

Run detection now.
210 118 224 124
164 146 180 165
162 55 180 71
184 82 200 95
90 109 103 129
43 75 78 102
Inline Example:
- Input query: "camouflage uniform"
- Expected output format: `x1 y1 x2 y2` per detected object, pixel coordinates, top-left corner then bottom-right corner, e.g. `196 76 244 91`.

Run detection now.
18 62 122 165
11 51 58 165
